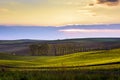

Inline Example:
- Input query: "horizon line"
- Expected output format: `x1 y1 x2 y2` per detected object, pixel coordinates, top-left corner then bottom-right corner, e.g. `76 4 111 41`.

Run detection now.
0 23 120 27
0 37 120 41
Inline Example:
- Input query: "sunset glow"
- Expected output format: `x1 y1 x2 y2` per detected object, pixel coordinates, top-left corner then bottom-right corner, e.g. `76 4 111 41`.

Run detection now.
0 0 120 26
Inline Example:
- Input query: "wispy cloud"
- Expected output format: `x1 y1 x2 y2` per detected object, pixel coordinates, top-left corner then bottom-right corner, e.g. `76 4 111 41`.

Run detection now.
96 0 119 6
59 29 120 33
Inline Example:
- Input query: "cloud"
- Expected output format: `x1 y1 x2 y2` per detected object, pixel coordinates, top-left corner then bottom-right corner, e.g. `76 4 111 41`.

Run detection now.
96 0 119 6
89 3 95 6
59 29 120 33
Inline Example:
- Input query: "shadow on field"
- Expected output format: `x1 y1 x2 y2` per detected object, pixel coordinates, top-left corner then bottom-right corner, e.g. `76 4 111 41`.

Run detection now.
0 69 120 80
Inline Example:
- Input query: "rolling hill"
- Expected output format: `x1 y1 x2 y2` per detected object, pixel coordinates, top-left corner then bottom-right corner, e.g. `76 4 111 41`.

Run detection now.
0 40 120 80
0 38 120 56
0 48 120 70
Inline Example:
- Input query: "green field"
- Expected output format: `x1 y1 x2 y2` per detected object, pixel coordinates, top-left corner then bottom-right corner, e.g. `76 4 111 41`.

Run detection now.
0 48 120 80
0 48 120 70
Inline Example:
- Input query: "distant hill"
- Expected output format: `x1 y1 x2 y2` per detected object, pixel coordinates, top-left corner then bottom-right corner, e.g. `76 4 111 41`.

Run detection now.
0 39 47 55
0 38 120 55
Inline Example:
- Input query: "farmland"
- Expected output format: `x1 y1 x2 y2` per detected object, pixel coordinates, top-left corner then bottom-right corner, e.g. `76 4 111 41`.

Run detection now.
0 48 120 80
0 38 120 80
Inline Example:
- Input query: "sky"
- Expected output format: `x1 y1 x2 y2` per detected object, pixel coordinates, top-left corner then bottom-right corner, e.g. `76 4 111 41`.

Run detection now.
0 0 120 40
0 24 120 40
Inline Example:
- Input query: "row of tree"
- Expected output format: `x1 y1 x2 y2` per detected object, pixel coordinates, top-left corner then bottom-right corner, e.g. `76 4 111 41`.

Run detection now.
29 43 49 56
29 42 120 56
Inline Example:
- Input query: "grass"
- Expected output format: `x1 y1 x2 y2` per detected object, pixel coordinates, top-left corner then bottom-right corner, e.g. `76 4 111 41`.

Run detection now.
0 48 120 70
0 48 120 80
0 69 120 80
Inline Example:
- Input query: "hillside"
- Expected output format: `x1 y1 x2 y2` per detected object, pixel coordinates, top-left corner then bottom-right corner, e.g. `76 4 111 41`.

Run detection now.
0 38 120 56
0 48 120 70
0 40 47 55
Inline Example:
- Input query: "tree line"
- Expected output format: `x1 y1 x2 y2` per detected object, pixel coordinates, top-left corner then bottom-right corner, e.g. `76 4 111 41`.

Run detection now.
29 42 120 56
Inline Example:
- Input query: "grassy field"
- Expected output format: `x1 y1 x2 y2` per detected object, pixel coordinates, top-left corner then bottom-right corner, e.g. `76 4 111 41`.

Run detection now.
0 48 120 70
0 48 120 80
